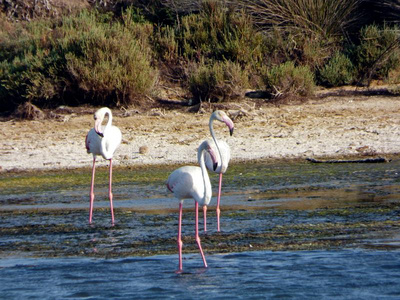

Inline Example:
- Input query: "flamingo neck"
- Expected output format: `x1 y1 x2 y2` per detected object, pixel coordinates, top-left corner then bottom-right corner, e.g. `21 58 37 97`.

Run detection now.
100 109 113 159
198 148 211 205
104 110 112 132
209 117 222 163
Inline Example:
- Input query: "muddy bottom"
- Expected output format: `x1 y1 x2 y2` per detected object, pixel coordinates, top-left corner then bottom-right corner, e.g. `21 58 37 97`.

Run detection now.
1 159 400 258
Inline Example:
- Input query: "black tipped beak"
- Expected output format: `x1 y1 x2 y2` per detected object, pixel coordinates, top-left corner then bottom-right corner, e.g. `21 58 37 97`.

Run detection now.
213 162 218 171
230 128 234 136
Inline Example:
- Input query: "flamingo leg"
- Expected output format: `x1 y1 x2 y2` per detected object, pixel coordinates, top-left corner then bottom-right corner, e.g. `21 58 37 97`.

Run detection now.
177 202 183 272
89 157 96 224
216 173 223 232
195 201 208 268
203 205 207 232
108 158 115 225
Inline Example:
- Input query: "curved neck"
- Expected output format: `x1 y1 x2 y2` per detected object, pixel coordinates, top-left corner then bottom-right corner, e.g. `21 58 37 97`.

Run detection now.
198 147 211 204
104 110 112 131
100 109 113 159
209 117 222 161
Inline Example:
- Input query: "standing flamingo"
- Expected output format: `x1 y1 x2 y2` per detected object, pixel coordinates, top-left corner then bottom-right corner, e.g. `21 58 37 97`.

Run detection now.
166 140 218 272
203 110 234 232
85 107 122 225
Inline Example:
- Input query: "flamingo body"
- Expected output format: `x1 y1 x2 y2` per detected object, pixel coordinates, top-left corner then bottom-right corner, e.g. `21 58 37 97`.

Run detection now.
85 107 121 225
167 166 211 206
86 110 122 160
166 140 218 272
203 110 234 232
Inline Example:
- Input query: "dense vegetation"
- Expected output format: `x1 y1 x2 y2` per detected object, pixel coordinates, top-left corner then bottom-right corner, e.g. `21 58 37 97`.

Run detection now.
0 0 399 114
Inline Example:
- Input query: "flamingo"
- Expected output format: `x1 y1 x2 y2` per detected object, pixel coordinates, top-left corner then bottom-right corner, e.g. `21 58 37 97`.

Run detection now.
85 107 122 225
166 140 218 272
203 110 234 232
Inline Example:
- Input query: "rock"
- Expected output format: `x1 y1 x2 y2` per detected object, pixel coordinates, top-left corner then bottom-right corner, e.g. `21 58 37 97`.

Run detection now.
139 146 149 154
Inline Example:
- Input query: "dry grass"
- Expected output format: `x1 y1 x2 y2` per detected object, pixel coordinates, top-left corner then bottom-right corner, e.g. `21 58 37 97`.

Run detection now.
238 0 361 37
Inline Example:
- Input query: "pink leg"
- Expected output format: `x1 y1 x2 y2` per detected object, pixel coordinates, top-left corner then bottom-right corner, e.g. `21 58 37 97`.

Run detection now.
177 202 183 272
108 159 115 225
203 205 207 232
216 173 223 232
89 157 96 224
195 201 208 268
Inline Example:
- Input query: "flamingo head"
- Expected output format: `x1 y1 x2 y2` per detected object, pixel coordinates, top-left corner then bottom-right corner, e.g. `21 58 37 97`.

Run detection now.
207 145 219 171
212 110 234 136
93 108 108 137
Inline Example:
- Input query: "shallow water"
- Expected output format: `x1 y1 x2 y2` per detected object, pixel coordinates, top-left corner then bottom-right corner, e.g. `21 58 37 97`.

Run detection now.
1 160 400 298
1 250 400 299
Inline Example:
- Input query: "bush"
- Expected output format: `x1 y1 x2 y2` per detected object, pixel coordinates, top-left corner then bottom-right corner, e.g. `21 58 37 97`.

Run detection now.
386 67 400 84
263 28 338 70
0 8 158 112
179 0 265 66
318 52 356 87
354 24 400 83
240 0 361 69
189 60 249 104
0 18 61 111
153 25 179 63
265 61 315 98
240 0 361 38
61 9 157 106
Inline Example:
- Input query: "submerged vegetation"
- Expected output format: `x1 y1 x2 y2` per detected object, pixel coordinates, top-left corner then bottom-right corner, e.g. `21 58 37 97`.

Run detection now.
0 0 399 114
1 160 400 258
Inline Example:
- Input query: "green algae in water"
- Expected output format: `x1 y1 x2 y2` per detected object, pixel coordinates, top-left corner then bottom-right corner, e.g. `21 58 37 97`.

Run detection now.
1 160 400 258
0 165 173 196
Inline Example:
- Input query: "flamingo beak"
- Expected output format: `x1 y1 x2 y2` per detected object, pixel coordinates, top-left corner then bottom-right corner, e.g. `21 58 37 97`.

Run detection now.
213 162 218 171
94 118 104 137
223 116 234 136
208 146 219 171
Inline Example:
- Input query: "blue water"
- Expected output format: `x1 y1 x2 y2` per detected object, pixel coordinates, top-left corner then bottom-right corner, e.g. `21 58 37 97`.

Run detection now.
1 161 400 299
1 250 400 299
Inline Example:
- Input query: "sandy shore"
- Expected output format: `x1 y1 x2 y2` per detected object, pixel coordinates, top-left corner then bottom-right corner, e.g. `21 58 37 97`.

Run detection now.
1 93 400 172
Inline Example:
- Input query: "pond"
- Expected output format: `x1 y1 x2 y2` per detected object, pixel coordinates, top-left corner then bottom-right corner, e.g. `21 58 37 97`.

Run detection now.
1 159 400 298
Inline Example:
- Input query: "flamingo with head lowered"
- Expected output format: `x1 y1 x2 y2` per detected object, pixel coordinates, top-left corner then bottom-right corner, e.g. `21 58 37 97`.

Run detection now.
203 110 234 232
85 107 122 225
166 140 218 272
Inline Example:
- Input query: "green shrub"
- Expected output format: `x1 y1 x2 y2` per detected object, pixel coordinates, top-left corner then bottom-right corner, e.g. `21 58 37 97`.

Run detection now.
153 25 179 63
386 66 400 84
60 9 157 106
263 28 338 70
0 8 158 112
189 60 249 104
241 0 361 69
318 51 355 87
0 18 61 111
355 24 400 82
179 0 265 66
265 61 315 98
240 0 361 38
